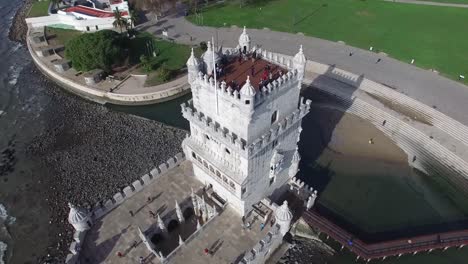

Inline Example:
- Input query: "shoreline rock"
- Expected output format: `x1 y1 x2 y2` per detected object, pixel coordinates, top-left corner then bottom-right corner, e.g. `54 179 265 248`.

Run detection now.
8 0 33 43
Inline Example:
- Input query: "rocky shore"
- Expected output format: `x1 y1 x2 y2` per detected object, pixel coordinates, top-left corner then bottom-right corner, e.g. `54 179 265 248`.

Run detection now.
26 66 186 262
8 0 33 43
5 2 188 262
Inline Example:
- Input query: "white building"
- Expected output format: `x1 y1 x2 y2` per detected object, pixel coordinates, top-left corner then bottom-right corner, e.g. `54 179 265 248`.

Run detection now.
181 29 310 216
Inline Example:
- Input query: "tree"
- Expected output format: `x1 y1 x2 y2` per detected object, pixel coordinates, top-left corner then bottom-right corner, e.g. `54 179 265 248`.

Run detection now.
129 9 138 29
65 30 124 72
113 7 128 33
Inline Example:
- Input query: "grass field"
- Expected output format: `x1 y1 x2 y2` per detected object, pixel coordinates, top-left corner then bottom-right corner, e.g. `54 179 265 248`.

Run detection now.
129 32 200 86
28 0 50 18
188 0 468 83
44 27 82 46
414 0 468 4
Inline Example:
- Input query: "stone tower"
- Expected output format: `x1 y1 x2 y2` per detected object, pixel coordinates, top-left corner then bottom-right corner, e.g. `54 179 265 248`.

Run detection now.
68 203 91 231
186 48 199 85
238 26 251 53
182 30 310 215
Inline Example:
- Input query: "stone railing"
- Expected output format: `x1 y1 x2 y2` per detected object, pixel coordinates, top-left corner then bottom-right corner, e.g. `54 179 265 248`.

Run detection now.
241 224 283 264
64 152 186 264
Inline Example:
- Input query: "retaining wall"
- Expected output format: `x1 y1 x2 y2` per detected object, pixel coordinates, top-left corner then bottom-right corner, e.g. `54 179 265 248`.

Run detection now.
26 28 190 105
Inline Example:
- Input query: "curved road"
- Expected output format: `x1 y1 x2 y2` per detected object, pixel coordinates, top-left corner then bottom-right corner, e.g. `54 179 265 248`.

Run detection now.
137 13 468 126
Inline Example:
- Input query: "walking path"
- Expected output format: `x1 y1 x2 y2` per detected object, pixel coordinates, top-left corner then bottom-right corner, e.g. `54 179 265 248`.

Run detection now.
137 12 468 126
303 209 468 261
384 0 468 8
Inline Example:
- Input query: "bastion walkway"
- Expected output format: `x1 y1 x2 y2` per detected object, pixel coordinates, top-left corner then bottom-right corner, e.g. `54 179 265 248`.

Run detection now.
137 11 468 126
79 161 272 264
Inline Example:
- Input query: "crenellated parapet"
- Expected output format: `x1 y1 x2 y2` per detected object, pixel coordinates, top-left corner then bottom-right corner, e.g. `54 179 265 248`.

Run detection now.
181 100 249 155
247 98 311 156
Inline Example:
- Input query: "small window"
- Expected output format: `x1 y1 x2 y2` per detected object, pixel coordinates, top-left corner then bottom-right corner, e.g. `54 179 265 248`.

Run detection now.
86 26 90 31
205 134 210 140
225 148 231 154
230 182 235 189
245 100 250 105
203 161 208 168
242 186 247 195
269 177 274 186
209 166 214 173
271 110 278 124
223 176 228 183
197 157 202 163
192 152 197 159
216 171 221 178
95 25 99 30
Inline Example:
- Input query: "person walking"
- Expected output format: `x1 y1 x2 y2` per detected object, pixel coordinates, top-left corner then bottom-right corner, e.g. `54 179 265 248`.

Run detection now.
260 222 265 231
139 256 144 264
251 66 255 76
129 210 134 217
149 210 156 219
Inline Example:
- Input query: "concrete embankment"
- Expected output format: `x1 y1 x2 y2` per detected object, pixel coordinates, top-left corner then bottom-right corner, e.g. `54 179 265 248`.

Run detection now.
26 27 190 106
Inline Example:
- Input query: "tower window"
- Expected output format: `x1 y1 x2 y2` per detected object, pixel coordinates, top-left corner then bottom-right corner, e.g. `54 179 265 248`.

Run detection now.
269 177 274 186
216 171 221 178
203 161 208 168
242 186 247 195
225 148 231 154
205 134 210 140
245 100 250 105
271 110 278 124
192 152 197 159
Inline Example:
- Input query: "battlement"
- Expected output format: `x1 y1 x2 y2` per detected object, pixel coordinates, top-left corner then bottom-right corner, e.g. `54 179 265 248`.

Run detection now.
181 100 249 154
247 98 311 155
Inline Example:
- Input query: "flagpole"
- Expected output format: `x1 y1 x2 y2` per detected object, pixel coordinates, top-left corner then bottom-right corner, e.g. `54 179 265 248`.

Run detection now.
212 37 219 115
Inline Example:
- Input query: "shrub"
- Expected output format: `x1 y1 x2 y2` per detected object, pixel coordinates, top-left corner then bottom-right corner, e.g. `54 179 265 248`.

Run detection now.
200 41 207 51
65 30 124 72
156 65 173 82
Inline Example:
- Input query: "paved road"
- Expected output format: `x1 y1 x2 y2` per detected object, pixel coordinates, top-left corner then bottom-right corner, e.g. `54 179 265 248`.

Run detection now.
384 0 468 8
137 12 468 126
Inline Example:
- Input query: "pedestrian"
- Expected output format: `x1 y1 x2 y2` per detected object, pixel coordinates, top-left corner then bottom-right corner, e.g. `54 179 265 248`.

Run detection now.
376 58 381 63
251 66 255 76
139 256 144 264
382 120 386 126
117 251 123 257
270 218 275 227
147 197 152 203
349 52 353 56
260 222 265 231
204 248 210 255
149 210 156 219
132 241 138 248
246 221 251 229
129 210 134 217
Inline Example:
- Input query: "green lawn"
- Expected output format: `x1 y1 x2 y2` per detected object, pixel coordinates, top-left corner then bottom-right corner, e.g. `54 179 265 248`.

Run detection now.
44 27 82 46
129 32 201 86
187 0 468 83
28 0 50 18
414 0 468 4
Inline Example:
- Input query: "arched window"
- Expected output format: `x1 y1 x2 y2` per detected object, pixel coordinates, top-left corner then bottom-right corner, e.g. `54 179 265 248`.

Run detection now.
271 110 278 124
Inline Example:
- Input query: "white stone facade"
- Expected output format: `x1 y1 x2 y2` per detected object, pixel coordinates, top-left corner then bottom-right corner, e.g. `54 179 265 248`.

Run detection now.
182 30 310 216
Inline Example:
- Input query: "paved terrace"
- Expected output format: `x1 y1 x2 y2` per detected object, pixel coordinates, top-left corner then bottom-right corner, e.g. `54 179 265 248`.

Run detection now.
303 209 468 261
80 161 273 264
138 11 468 126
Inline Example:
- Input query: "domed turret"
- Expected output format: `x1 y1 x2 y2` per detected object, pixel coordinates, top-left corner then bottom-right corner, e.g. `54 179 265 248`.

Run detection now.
238 26 251 53
240 76 256 97
202 41 221 75
275 200 293 236
293 45 306 80
187 48 199 85
68 203 91 231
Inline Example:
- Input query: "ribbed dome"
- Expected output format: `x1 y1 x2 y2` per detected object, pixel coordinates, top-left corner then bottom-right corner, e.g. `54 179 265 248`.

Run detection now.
68 203 89 225
240 76 256 97
202 41 221 73
239 26 251 47
186 48 199 67
293 45 306 65
275 201 293 222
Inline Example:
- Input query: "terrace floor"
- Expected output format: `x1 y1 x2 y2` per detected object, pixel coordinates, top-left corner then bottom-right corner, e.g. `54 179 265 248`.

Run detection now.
79 161 274 264
219 55 286 92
